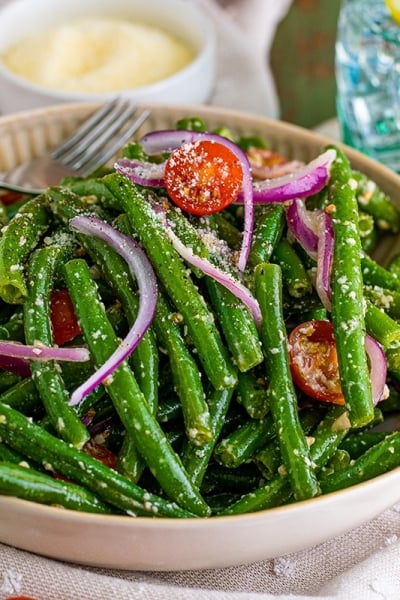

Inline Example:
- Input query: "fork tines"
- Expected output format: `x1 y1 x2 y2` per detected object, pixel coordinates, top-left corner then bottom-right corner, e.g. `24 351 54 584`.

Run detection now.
52 99 151 177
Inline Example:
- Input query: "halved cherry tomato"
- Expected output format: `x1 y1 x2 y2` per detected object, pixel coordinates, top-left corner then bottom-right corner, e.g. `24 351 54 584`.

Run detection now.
0 191 25 205
288 320 345 405
50 289 81 346
164 139 243 216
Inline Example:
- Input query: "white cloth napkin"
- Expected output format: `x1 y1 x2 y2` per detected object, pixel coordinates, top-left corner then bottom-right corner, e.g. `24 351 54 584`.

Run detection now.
199 0 292 118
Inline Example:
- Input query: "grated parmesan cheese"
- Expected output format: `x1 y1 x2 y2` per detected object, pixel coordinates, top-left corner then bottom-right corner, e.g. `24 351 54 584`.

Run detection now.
2 17 194 93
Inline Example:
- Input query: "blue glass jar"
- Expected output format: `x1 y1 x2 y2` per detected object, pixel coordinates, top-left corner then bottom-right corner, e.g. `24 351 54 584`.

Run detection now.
335 0 400 172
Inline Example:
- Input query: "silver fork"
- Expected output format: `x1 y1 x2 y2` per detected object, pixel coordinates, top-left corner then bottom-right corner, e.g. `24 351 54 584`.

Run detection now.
0 99 151 195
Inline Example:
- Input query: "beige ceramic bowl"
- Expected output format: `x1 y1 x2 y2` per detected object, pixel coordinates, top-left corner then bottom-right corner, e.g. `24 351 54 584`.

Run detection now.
0 0 216 113
0 103 400 571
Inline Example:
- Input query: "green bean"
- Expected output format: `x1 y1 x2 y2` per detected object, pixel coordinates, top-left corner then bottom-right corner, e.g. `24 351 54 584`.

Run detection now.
0 401 195 517
0 443 28 464
201 463 263 495
181 387 234 487
66 178 123 213
0 378 41 415
152 291 212 446
271 238 312 298
328 145 374 428
254 406 325 480
116 434 144 483
0 196 51 303
299 305 328 322
220 405 349 515
248 204 286 267
23 246 89 448
213 413 275 469
219 474 292 515
365 299 400 372
364 285 400 320
319 449 351 479
0 371 22 393
339 430 390 459
352 170 400 233
64 258 210 517
103 173 237 390
205 280 263 372
157 396 183 423
254 262 320 501
0 461 113 513
306 405 350 468
361 253 400 292
358 211 377 252
46 186 106 225
321 431 400 493
176 116 207 132
235 370 269 419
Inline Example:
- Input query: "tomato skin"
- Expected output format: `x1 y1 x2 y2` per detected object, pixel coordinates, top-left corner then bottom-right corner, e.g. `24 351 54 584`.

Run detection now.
288 320 345 405
50 289 81 346
0 191 25 205
164 139 243 216
83 440 118 470
53 440 117 481
4 596 39 600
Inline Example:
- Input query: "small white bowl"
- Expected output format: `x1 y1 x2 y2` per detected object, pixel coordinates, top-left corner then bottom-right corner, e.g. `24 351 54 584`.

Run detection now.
0 0 216 113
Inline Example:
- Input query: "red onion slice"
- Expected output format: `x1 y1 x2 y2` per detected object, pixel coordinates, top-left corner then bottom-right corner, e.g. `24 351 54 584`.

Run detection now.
365 334 387 405
68 215 158 406
238 148 336 204
114 158 165 187
139 129 254 272
315 211 334 311
0 355 31 378
163 222 262 329
286 199 321 260
0 341 89 363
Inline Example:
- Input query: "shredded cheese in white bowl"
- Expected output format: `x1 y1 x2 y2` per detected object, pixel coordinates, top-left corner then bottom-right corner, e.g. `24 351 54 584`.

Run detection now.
2 17 195 93
0 0 216 113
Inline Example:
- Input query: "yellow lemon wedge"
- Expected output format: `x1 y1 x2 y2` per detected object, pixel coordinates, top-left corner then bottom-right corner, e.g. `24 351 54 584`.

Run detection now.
386 0 400 24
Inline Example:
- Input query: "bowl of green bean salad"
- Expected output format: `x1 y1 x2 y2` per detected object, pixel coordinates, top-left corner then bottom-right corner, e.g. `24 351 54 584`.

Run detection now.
1 102 400 571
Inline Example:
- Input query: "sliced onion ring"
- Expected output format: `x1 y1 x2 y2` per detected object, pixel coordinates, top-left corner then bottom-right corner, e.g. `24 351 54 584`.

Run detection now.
163 220 262 329
114 158 165 187
68 215 157 406
286 199 321 260
139 129 254 273
238 148 336 204
366 334 387 405
0 341 89 363
315 211 334 312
